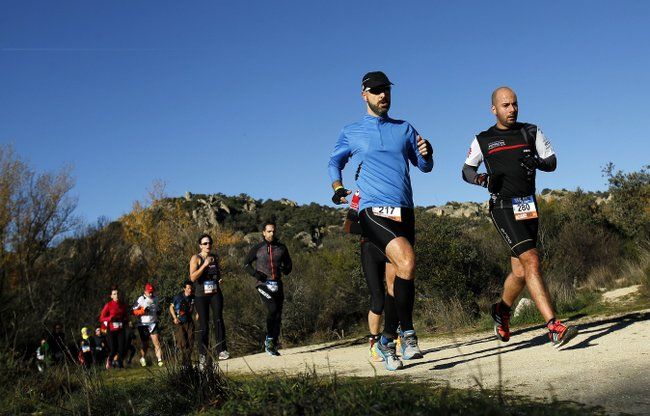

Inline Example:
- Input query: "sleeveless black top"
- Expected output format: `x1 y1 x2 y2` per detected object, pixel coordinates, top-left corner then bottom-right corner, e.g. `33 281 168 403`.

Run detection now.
193 253 221 297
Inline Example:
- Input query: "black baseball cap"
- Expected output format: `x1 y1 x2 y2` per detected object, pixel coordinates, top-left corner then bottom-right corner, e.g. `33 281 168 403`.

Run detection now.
361 71 393 89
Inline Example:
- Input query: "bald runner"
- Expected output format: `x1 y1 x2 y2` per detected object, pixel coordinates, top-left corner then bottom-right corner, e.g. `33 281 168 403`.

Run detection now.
462 86 578 348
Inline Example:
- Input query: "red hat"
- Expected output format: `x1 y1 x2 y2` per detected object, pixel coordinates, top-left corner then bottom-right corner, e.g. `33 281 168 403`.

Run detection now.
144 283 155 293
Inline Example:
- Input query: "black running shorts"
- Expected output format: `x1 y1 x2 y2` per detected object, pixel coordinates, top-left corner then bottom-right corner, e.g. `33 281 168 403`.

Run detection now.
137 323 160 341
489 197 538 257
359 207 415 252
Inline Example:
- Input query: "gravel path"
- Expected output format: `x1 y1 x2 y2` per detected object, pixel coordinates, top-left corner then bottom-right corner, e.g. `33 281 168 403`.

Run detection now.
222 310 650 415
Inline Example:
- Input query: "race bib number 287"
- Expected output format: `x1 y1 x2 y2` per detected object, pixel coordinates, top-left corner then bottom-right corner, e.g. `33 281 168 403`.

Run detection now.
372 207 402 222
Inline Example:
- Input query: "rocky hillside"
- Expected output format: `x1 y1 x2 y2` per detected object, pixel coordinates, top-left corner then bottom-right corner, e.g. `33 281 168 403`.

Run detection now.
157 192 343 249
425 189 612 219
144 189 614 246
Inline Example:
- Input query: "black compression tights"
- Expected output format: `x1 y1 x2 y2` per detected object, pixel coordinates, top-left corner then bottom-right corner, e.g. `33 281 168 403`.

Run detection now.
107 330 126 363
393 276 415 332
383 293 399 338
195 292 227 355
361 241 386 315
257 285 284 341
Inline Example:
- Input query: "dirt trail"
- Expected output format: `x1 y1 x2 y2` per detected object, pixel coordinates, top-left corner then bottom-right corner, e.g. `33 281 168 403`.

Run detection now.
222 310 650 415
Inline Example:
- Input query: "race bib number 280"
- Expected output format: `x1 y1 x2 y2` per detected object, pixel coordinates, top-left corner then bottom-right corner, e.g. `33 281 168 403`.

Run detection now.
512 196 538 221
372 207 402 222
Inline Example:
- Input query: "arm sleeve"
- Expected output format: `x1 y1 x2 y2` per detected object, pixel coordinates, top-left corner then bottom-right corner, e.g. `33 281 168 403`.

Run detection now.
281 247 292 275
464 137 483 167
407 125 434 172
99 304 110 322
132 299 145 316
462 163 480 185
534 127 557 172
327 129 351 183
537 154 557 172
243 244 258 277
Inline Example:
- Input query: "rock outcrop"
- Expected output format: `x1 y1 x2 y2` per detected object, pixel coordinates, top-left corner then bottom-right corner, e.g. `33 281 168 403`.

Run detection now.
426 201 488 218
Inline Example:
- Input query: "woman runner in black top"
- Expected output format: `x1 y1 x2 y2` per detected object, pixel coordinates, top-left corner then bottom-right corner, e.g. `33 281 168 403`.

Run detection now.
189 233 228 365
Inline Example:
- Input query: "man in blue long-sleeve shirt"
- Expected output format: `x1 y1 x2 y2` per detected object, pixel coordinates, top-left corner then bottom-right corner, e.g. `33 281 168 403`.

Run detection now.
328 71 433 371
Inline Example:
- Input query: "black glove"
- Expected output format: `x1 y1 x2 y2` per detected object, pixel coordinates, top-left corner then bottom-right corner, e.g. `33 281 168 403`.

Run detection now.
254 271 268 283
487 174 504 194
331 187 350 205
474 173 489 188
519 149 539 172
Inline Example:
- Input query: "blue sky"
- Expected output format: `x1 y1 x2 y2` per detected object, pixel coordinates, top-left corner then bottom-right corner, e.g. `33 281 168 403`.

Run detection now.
1 1 649 223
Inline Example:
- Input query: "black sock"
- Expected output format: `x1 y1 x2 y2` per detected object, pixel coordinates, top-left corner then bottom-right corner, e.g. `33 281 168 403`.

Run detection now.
394 276 415 332
382 293 399 338
499 300 511 312
546 318 556 327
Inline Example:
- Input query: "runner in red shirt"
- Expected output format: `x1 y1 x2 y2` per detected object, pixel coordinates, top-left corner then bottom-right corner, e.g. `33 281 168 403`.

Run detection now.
99 286 130 368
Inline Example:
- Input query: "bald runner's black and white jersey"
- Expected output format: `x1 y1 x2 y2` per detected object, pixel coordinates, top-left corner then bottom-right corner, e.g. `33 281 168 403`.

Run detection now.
462 122 557 257
464 123 555 198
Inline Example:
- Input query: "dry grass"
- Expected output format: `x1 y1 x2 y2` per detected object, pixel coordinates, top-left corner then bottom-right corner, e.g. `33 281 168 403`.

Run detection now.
418 296 477 332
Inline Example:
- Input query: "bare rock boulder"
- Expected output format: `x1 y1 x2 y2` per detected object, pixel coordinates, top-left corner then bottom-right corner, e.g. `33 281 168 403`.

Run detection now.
513 298 535 318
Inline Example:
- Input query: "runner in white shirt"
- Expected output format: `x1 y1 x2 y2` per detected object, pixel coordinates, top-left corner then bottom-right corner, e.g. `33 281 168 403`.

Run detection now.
132 283 164 366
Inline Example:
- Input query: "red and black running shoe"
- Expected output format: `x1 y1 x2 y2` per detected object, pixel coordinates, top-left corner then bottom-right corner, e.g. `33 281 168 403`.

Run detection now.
548 320 578 348
491 302 511 342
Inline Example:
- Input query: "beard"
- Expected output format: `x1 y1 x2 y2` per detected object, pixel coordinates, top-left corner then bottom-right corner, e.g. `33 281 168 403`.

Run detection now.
499 112 518 127
368 99 390 117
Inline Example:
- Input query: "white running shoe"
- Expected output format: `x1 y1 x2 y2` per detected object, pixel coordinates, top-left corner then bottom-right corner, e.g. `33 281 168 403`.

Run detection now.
400 330 423 360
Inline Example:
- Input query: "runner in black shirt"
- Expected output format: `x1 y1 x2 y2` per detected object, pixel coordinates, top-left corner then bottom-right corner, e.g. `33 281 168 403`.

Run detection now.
243 221 292 356
92 327 108 365
462 86 577 348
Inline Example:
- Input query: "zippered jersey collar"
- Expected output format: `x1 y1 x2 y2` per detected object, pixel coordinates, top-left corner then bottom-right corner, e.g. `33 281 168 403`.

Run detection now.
363 114 391 123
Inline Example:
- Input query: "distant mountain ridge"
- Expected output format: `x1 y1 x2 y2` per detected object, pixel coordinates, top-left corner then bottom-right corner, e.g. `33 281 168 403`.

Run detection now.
147 188 612 247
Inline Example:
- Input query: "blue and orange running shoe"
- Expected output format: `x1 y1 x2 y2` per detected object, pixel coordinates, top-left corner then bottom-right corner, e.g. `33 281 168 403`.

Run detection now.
374 338 403 371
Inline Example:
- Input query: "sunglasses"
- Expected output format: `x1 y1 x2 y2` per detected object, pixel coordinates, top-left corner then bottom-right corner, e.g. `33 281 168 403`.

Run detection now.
200 241 212 246
364 86 391 95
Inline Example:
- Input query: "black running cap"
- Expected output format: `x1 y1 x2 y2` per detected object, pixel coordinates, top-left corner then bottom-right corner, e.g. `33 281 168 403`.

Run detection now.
361 71 393 89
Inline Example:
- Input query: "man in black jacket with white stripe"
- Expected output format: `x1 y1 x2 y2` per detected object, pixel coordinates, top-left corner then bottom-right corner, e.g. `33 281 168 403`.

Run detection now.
243 221 292 356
